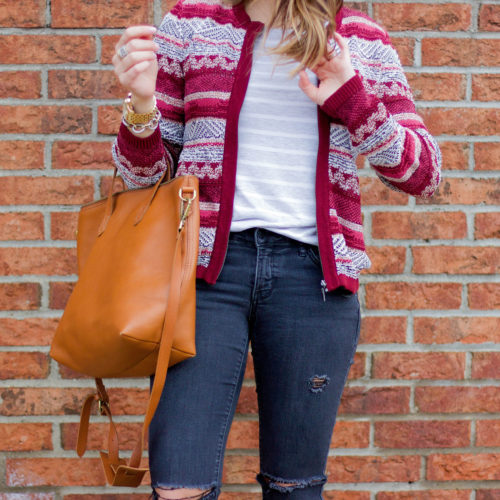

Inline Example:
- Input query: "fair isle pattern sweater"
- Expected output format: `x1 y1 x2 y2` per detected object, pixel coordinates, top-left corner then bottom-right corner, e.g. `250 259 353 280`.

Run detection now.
112 0 442 293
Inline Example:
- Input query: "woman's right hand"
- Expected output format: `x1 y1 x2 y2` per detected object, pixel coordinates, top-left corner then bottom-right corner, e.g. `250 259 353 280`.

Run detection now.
112 25 159 112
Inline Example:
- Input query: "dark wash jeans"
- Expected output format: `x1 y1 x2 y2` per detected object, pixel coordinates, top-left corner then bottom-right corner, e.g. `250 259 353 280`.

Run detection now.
149 228 361 499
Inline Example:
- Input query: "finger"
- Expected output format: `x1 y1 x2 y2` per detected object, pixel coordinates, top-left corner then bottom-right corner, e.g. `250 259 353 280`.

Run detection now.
115 51 157 76
298 70 319 102
118 60 155 87
115 25 157 52
333 32 350 56
122 39 159 54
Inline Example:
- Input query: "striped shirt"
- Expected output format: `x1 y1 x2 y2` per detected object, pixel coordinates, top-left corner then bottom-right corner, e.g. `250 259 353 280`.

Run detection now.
231 29 320 245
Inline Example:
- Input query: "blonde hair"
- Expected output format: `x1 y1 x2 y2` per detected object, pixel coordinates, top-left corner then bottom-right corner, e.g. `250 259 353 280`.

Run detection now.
232 0 343 74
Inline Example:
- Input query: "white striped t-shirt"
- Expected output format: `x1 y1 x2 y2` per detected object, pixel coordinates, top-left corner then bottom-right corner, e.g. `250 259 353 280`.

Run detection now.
230 28 320 246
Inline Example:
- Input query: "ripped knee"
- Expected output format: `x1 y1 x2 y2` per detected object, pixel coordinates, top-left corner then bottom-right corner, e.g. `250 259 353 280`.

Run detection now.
152 486 216 500
257 472 327 494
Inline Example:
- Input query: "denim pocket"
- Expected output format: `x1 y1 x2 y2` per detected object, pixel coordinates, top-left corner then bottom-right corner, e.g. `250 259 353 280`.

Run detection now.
306 245 322 269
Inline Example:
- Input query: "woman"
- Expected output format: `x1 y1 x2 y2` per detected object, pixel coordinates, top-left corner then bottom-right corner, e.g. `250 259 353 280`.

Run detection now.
111 0 441 498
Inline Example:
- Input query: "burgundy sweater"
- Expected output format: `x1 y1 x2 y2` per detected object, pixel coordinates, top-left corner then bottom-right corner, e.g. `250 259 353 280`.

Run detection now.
112 0 442 293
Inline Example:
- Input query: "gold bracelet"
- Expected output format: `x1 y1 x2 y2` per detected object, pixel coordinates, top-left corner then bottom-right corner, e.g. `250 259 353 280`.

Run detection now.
122 93 161 133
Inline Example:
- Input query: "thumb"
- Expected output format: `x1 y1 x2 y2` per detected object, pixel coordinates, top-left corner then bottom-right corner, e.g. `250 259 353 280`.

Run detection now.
298 70 319 103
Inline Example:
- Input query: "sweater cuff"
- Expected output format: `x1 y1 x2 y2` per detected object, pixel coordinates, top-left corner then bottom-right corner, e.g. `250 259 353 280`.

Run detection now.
117 121 163 150
320 74 364 119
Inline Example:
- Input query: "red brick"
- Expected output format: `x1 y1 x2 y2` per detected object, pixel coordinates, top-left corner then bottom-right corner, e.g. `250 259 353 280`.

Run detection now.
323 494 370 500
476 420 500 447
0 36 96 64
0 176 94 205
0 141 44 170
360 317 407 344
468 283 500 310
475 143 500 171
348 352 366 380
407 73 466 101
363 246 406 274
371 211 466 240
226 420 259 449
0 318 58 346
51 0 154 28
331 420 370 448
475 213 500 239
414 317 500 344
391 37 414 66
374 420 470 448
427 453 500 481
372 352 465 380
101 35 121 65
51 212 79 241
479 5 500 31
471 353 500 379
0 212 44 240
49 281 76 309
0 423 52 451
0 248 76 276
236 386 258 414
419 108 500 136
99 175 126 197
417 178 500 206
52 141 114 170
244 352 254 379
439 141 469 170
48 70 123 99
339 387 410 415
221 455 258 483
6 458 108 486
0 283 40 310
58 364 92 379
472 74 500 102
373 3 471 31
61 422 143 451
0 71 41 99
376 492 470 500
415 386 500 413
0 387 149 416
477 491 500 500
412 246 500 275
326 455 420 483
0 106 91 134
422 39 500 67
98 105 122 135
0 352 50 379
365 282 462 310
0 0 45 27
360 177 409 205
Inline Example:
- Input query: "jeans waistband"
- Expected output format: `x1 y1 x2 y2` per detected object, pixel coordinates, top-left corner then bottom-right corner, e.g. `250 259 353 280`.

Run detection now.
229 228 312 249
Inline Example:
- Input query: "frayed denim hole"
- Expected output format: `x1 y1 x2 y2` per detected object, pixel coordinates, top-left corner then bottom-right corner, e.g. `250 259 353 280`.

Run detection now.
308 374 330 393
257 472 327 494
152 486 216 500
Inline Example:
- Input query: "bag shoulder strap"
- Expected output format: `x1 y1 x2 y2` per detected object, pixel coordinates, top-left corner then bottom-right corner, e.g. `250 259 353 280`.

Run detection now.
76 230 185 487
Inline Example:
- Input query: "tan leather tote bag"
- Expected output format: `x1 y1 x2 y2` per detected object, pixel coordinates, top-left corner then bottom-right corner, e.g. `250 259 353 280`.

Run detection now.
50 166 199 487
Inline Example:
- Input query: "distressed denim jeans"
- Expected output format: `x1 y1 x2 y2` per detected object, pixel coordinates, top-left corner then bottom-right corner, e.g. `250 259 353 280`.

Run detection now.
149 228 361 499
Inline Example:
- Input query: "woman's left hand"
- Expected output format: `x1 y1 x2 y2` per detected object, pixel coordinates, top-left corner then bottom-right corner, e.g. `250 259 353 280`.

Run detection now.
298 33 356 106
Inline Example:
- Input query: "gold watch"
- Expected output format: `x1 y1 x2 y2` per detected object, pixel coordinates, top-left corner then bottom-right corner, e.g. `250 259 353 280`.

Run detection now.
122 92 157 125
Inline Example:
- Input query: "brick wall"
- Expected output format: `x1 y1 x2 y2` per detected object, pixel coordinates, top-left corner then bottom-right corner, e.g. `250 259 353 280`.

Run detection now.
0 0 499 498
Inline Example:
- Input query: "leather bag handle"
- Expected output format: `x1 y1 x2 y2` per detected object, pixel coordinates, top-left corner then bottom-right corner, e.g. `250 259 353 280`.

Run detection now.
98 165 171 237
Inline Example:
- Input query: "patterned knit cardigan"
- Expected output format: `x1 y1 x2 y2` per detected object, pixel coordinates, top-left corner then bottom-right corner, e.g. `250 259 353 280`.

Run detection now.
112 0 442 293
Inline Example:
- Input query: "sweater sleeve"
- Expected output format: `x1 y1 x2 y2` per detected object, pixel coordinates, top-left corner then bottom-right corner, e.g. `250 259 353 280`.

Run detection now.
320 33 442 198
111 3 186 189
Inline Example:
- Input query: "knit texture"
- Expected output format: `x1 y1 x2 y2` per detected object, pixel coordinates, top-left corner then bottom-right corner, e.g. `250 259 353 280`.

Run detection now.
112 0 442 292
